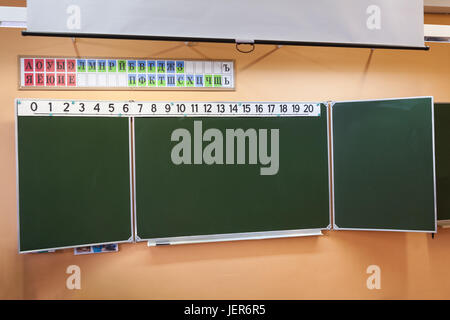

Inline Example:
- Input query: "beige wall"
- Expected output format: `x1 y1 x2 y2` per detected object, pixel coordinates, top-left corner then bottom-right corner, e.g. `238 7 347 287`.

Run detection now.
1 14 450 299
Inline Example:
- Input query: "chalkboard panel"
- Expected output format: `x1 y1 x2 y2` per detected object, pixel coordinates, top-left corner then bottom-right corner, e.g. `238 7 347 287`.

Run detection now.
434 103 450 224
332 97 436 232
134 105 330 244
17 116 133 253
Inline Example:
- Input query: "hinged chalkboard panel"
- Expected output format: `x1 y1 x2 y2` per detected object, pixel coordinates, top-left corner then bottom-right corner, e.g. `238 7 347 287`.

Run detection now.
332 97 436 232
434 103 450 225
16 112 133 253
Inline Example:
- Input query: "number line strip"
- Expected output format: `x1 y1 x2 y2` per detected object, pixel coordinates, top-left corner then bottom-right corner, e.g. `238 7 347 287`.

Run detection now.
17 100 323 117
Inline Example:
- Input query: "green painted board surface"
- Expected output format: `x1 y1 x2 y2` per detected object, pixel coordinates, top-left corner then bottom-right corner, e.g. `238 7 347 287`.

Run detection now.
434 103 450 221
17 116 132 252
135 105 330 240
332 98 436 232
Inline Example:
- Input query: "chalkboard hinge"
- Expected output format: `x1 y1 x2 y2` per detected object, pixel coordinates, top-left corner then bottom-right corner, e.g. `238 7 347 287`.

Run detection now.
326 223 332 230
333 223 339 230
135 235 142 242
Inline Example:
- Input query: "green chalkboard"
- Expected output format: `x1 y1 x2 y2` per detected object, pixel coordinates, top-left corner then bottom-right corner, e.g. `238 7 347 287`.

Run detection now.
134 105 330 243
434 103 450 223
17 116 132 253
332 97 436 232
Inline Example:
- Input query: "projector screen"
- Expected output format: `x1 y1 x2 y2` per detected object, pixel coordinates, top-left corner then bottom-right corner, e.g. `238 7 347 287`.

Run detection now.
25 0 426 49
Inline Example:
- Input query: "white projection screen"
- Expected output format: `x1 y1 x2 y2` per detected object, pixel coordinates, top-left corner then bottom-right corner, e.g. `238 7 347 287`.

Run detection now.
25 0 426 49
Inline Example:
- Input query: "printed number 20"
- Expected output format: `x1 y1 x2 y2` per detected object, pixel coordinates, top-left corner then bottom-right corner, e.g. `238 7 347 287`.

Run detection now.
304 104 314 112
